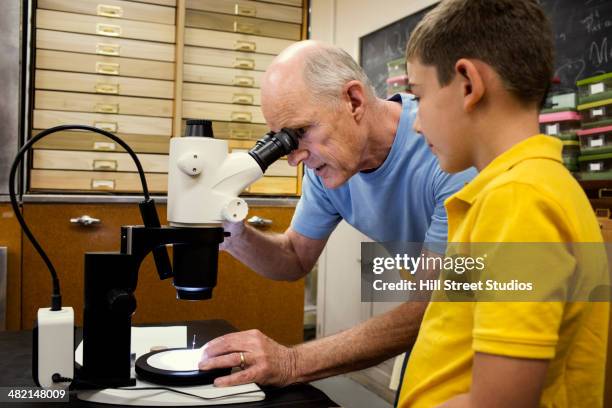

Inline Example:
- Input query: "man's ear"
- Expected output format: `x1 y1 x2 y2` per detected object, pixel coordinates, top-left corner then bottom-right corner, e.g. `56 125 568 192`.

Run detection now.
343 80 366 121
454 59 484 112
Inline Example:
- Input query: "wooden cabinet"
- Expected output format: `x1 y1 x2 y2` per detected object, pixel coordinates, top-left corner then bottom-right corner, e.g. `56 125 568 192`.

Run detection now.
29 0 307 196
20 203 304 345
0 205 22 331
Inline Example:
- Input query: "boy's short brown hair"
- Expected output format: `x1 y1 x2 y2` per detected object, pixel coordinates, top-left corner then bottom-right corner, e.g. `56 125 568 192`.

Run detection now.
406 0 554 105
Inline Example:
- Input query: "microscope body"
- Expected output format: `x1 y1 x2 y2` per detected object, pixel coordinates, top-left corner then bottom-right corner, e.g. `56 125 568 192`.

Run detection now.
75 121 300 389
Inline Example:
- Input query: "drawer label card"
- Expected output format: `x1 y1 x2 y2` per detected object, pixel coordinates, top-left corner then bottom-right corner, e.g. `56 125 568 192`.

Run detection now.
589 162 603 171
235 4 257 17
95 83 120 94
590 136 605 147
591 107 605 117
96 43 121 56
546 124 559 136
96 23 122 37
93 141 116 151
94 103 119 114
94 121 118 133
233 58 255 70
97 4 123 18
96 62 120 75
590 83 605 95
91 179 116 190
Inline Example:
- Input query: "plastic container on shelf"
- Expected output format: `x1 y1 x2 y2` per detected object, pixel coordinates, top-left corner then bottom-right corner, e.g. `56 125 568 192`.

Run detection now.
387 58 407 78
578 152 612 181
577 72 612 104
539 110 581 138
577 125 612 155
386 75 409 96
541 92 578 113
577 98 612 129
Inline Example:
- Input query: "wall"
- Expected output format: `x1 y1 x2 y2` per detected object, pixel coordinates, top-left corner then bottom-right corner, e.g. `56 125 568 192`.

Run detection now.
310 0 438 58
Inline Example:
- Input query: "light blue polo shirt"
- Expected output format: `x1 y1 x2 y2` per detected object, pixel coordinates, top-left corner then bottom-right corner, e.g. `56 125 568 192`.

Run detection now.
291 93 476 243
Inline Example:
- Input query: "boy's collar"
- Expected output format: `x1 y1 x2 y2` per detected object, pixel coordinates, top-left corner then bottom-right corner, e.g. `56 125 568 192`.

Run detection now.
451 134 563 205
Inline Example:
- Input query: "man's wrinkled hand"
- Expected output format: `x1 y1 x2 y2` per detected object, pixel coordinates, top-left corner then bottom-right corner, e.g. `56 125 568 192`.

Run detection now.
219 220 245 251
198 329 298 387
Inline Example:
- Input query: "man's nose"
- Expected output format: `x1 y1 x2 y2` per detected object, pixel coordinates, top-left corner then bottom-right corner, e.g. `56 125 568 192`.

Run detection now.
287 148 309 167
413 115 423 135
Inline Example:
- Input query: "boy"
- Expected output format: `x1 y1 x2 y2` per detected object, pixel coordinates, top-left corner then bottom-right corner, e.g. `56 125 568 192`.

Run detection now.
399 0 609 407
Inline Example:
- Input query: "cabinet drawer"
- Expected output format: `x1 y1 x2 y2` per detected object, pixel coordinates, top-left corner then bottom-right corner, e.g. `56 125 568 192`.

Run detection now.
184 46 274 71
256 0 303 6
183 83 261 105
183 101 265 124
36 70 174 99
33 149 168 173
212 121 269 140
186 0 301 24
36 50 174 80
32 129 170 154
30 169 168 193
37 9 175 43
183 64 263 88
247 176 298 195
185 28 292 55
35 90 173 117
37 29 175 62
37 0 176 25
185 10 300 41
33 110 173 136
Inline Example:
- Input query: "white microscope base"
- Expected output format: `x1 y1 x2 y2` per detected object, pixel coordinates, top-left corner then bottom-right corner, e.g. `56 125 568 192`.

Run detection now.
76 379 264 406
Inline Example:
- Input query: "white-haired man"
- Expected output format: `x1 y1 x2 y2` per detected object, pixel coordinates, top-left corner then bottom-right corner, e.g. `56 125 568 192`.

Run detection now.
198 40 475 387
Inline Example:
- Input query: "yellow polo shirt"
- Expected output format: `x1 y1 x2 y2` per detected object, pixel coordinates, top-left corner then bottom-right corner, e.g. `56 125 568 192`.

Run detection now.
398 135 608 407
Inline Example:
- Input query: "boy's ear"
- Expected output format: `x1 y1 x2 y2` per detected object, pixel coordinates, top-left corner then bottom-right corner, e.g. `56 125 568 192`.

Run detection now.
454 59 484 112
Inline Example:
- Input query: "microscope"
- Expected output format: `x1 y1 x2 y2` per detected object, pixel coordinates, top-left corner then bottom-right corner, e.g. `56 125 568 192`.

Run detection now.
16 120 300 390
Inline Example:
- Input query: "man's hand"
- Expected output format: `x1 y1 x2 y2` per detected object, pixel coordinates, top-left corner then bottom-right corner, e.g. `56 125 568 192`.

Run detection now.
198 329 298 387
219 220 245 252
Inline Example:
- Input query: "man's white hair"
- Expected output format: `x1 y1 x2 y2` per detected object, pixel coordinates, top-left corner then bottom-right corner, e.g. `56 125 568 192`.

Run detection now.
302 45 376 106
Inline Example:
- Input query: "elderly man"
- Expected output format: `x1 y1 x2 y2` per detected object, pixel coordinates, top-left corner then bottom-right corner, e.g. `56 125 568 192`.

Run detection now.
198 40 475 387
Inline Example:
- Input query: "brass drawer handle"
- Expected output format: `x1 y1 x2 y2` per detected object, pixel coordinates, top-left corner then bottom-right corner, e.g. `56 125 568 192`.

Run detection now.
96 61 120 75
93 159 118 171
96 43 120 56
96 23 122 37
231 112 252 122
234 40 256 52
233 57 255 70
247 216 272 228
235 4 257 17
232 93 254 105
230 129 253 139
94 121 118 132
95 83 119 94
93 141 116 151
94 103 119 114
233 75 254 87
233 21 257 34
70 215 101 226
97 4 123 18
91 179 115 191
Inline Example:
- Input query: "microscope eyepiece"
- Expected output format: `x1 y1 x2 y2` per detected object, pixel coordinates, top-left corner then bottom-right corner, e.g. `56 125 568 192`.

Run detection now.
184 119 214 138
248 128 300 172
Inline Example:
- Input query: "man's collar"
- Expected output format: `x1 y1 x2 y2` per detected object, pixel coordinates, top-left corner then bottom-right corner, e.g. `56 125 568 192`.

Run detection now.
451 134 563 205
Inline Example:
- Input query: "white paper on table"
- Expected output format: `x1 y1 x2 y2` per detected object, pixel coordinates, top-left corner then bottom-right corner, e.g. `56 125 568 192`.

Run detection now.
75 326 188 365
77 379 264 406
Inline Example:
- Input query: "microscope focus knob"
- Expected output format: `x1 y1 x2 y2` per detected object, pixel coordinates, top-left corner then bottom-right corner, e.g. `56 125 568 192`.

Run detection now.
106 289 137 315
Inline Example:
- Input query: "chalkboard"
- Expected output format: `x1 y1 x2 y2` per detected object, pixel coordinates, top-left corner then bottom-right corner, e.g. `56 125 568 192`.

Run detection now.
541 0 612 92
359 0 612 97
359 5 434 98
